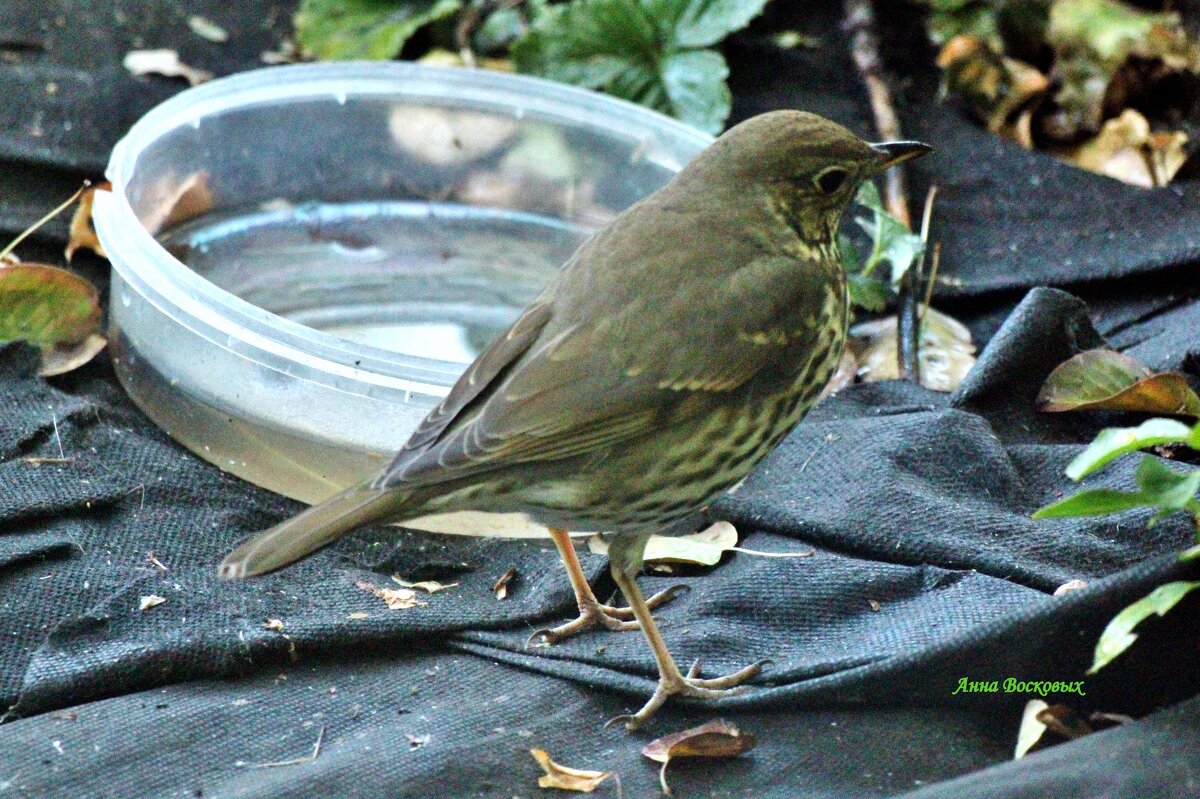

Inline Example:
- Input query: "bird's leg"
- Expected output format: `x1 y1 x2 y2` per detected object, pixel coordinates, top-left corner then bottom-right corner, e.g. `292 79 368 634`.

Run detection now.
526 528 687 647
604 533 770 731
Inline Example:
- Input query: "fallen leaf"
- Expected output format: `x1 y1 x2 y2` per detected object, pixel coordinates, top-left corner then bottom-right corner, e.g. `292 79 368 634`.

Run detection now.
642 719 757 796
123 48 213 85
818 348 858 401
138 171 214 235
493 567 517 600
347 611 370 620
392 575 458 594
65 181 111 261
849 307 977 392
187 15 229 43
1036 704 1093 741
263 618 284 631
937 35 1050 137
0 261 106 376
1014 699 1050 759
1053 579 1088 596
139 594 166 611
1037 348 1200 418
587 522 737 567
1059 109 1189 187
530 748 612 793
867 598 881 611
406 733 430 750
354 580 427 610
388 106 517 166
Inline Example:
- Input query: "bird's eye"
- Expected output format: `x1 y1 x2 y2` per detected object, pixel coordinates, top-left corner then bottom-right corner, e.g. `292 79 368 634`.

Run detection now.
814 167 849 195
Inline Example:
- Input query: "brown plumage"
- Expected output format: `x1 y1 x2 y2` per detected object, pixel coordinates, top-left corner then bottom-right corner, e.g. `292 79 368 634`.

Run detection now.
219 110 930 727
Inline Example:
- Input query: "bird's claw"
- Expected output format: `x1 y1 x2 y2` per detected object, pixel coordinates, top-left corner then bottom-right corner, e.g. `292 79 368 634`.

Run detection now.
525 584 689 648
604 658 771 731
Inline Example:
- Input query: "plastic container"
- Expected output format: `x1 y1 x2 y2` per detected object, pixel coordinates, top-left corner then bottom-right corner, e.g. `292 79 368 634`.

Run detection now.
95 63 712 504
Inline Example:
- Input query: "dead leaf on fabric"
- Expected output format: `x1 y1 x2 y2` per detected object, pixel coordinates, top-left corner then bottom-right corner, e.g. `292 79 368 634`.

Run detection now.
642 719 757 796
849 307 976 392
587 522 736 567
347 612 370 620
937 35 1050 137
65 181 111 261
263 618 285 631
493 567 517 600
188 15 229 43
1059 109 1188 188
1014 699 1051 758
354 580 427 610
1037 348 1200 418
1053 579 1088 596
123 49 213 85
139 594 167 611
392 575 459 594
530 748 613 793
406 733 430 750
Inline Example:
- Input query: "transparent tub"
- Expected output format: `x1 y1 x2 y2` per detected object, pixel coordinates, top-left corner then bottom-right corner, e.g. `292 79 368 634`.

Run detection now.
94 63 711 504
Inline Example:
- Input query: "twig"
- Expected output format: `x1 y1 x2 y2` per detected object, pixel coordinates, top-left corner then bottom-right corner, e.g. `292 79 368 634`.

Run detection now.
238 726 325 769
843 0 921 382
914 185 939 321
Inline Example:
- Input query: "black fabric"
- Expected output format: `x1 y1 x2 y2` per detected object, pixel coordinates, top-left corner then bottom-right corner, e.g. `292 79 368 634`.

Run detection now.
3 1 1200 798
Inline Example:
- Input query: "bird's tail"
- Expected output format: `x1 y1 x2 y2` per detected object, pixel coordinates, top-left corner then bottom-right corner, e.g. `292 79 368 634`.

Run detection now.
218 482 412 580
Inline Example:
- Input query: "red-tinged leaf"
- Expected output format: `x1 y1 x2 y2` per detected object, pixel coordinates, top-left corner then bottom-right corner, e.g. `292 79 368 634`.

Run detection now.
642 720 756 796
1038 349 1200 418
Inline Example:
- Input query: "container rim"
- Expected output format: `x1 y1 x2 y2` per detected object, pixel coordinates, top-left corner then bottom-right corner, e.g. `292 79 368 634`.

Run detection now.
96 62 713 396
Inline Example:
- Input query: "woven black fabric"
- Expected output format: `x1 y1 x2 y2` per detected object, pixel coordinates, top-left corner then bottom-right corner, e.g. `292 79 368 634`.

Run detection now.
3 1 1200 798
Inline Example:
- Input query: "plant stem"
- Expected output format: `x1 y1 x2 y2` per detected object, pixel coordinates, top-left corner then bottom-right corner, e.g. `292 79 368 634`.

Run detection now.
843 0 921 382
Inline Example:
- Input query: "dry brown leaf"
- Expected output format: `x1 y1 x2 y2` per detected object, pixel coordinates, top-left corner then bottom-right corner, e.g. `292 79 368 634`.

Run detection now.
354 580 427 610
262 618 284 631
123 49 212 85
346 612 370 620
1037 348 1200 417
642 719 757 796
587 522 737 567
1060 109 1188 187
392 575 459 594
493 567 517 600
138 171 214 235
937 36 1050 137
530 748 612 793
65 181 111 261
139 594 166 611
818 348 858 401
850 307 977 392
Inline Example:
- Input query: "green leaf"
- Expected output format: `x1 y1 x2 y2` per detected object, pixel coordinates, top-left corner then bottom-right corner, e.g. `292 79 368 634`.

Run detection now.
512 0 758 133
1037 349 1200 418
1065 418 1196 481
1089 580 1200 673
295 0 463 60
1033 486 1158 519
0 261 106 376
838 234 862 273
643 0 771 48
852 180 923 285
847 273 890 313
660 49 730 133
1134 457 1200 511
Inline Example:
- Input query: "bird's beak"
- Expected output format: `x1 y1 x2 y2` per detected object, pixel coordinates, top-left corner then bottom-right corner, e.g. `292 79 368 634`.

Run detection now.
871 141 933 170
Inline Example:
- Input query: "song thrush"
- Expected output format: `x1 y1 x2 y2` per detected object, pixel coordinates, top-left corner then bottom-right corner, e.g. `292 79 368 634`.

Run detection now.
219 110 930 728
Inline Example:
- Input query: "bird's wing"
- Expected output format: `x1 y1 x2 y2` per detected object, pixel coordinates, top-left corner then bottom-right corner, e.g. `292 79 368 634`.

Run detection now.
380 236 832 489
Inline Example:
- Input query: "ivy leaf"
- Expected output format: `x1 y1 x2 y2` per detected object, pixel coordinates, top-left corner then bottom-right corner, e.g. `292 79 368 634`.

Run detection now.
295 0 463 60
512 0 767 133
1089 580 1200 673
1064 418 1199 481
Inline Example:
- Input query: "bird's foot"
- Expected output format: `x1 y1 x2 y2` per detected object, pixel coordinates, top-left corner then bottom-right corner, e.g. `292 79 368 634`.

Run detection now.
605 657 771 731
526 584 689 647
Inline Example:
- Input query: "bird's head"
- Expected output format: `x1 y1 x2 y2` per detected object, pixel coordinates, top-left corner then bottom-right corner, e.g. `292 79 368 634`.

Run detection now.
681 110 931 245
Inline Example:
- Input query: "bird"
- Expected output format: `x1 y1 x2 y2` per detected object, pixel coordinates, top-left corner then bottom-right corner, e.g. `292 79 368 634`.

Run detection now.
219 110 930 728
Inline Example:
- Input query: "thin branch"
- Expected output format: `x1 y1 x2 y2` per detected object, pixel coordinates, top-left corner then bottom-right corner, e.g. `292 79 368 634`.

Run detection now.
843 0 921 382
